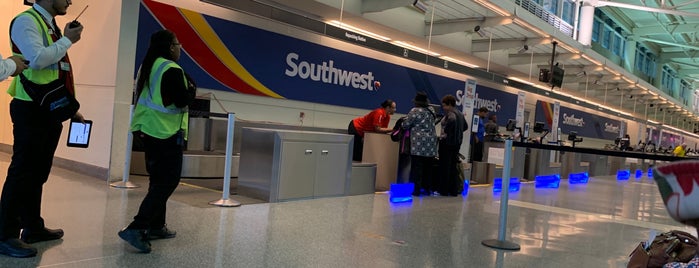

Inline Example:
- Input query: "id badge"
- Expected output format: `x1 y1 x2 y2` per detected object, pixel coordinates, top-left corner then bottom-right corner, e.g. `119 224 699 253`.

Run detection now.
60 62 71 71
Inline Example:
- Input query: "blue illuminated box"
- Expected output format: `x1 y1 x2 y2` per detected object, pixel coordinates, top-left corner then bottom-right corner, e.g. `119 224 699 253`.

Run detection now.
648 168 653 177
568 172 589 184
389 183 414 203
635 169 643 178
493 178 520 192
535 174 560 188
617 170 630 180
462 180 470 196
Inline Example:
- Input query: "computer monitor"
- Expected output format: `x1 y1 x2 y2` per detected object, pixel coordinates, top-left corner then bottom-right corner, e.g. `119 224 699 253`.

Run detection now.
567 131 578 141
533 122 546 133
505 119 516 131
619 138 630 150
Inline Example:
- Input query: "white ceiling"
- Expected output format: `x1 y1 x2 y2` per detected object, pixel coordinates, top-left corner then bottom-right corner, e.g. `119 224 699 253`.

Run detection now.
265 0 699 129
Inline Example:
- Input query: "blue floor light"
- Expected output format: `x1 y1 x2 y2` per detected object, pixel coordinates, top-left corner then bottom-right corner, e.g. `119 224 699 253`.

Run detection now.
635 169 643 178
493 178 520 192
648 167 653 177
462 180 470 196
535 174 560 188
568 172 589 184
617 170 631 180
389 183 414 203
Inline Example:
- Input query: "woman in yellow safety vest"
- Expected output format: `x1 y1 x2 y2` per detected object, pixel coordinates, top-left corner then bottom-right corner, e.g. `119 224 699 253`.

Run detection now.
118 29 196 254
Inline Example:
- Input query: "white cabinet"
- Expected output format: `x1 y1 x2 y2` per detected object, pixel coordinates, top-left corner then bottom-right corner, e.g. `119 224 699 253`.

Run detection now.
238 128 352 202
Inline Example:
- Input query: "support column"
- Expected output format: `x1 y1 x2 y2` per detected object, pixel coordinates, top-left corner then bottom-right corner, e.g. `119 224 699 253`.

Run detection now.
578 1 595 46
108 0 141 181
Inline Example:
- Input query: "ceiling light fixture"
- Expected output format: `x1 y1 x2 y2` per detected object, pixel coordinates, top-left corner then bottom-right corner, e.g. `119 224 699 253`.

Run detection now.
327 20 391 41
392 41 440 56
439 56 479 68
473 0 511 16
581 54 603 66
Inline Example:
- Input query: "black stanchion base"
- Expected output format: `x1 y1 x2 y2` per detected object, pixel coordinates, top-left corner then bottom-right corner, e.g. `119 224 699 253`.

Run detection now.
481 239 521 250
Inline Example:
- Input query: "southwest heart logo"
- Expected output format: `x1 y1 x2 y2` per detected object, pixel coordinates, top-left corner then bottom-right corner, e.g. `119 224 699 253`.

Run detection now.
654 161 699 223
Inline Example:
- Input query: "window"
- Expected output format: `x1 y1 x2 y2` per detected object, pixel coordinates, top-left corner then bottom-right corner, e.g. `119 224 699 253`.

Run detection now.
561 0 575 24
592 19 601 42
602 26 612 49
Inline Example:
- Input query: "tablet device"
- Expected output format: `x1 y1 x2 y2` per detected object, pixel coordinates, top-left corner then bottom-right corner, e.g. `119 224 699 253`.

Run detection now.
67 119 92 148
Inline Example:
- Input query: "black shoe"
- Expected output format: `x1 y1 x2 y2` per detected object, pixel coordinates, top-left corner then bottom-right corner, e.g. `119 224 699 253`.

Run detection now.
20 227 64 244
149 226 176 240
118 228 151 253
0 238 37 258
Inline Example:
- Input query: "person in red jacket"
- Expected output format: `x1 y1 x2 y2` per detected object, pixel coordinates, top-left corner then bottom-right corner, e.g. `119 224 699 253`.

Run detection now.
347 100 396 161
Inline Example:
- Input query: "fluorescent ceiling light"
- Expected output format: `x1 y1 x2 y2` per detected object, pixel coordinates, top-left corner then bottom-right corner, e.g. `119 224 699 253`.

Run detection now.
473 0 511 16
512 18 550 37
507 77 533 85
392 41 440 56
581 54 603 66
327 20 391 41
556 42 578 53
439 56 478 68
604 66 620 76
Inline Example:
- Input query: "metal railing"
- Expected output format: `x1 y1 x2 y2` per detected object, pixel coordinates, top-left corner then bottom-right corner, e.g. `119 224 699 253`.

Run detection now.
514 0 574 37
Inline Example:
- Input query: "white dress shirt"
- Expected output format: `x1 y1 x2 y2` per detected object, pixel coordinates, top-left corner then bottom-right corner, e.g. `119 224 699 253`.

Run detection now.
10 4 73 70
0 53 18 81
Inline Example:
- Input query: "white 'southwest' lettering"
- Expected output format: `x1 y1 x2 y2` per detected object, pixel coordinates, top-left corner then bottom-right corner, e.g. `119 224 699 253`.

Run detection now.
562 113 585 127
284 53 375 91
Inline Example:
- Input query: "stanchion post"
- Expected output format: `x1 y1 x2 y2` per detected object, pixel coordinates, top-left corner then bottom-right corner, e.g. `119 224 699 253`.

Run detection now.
111 104 139 189
482 139 520 250
209 112 241 207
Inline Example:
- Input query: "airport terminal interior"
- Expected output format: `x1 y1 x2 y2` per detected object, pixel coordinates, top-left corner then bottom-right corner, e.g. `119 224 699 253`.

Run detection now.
3 0 699 267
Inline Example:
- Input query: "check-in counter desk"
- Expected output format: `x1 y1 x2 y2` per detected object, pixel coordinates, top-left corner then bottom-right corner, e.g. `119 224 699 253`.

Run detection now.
237 128 353 202
483 141 525 181
513 141 686 180
362 132 399 191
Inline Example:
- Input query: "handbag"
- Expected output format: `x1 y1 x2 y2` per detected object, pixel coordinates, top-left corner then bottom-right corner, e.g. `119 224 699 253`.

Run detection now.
627 230 698 268
19 73 80 123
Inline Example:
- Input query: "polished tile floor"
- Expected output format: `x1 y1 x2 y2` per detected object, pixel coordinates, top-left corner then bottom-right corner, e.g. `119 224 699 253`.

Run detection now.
0 151 691 268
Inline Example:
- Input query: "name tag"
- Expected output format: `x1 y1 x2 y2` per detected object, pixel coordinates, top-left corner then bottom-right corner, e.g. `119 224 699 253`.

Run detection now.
60 62 71 71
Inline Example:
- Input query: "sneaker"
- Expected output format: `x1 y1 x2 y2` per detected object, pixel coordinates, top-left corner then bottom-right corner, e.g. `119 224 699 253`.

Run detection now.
118 228 151 253
0 238 37 258
149 226 176 240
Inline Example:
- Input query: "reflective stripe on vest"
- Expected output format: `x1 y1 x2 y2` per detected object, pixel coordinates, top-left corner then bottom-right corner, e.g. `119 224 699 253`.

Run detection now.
131 57 189 140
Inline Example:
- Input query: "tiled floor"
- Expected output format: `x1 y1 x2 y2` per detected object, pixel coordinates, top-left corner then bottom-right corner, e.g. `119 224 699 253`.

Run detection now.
0 151 690 267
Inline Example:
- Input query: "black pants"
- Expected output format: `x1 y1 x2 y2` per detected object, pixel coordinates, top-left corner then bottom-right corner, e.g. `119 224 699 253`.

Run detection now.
347 120 363 162
470 141 484 163
438 142 459 196
127 132 183 230
0 99 62 239
410 155 433 195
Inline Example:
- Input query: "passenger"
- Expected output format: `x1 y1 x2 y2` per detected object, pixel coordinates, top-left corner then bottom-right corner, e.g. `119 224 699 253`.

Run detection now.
402 92 437 196
0 0 84 258
470 107 488 162
0 53 27 81
118 29 197 253
673 144 687 157
437 95 466 196
484 114 498 142
347 99 396 161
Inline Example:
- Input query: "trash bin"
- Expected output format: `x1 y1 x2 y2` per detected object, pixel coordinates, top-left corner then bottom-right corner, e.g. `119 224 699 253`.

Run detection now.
471 161 494 184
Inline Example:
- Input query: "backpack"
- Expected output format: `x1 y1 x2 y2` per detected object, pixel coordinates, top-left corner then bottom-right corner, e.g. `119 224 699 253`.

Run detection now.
390 117 407 142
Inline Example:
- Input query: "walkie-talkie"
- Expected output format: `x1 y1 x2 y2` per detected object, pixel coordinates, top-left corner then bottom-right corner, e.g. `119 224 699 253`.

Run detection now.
68 5 88 28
